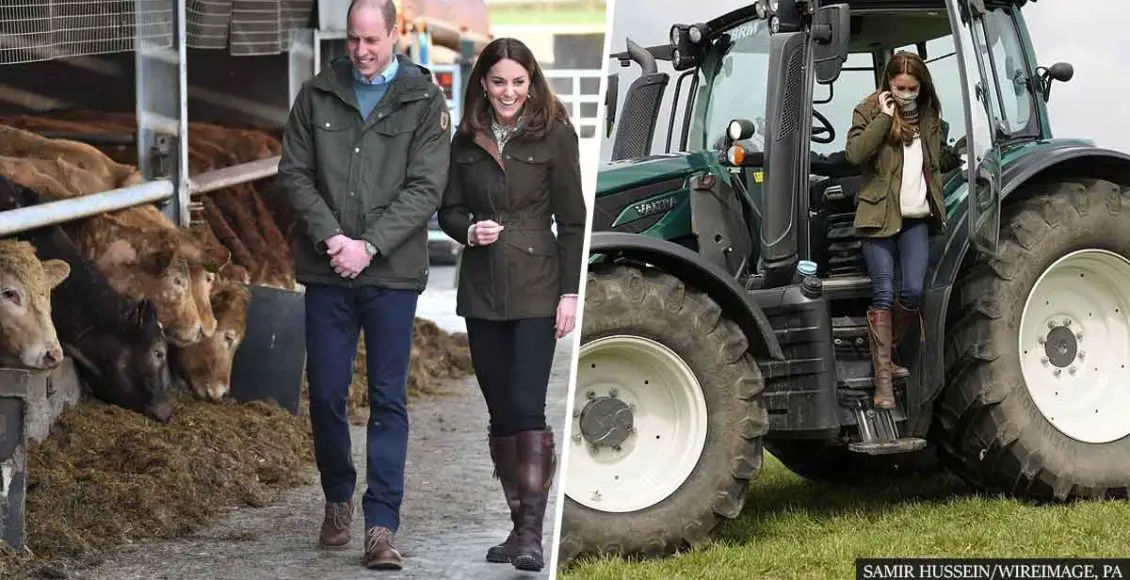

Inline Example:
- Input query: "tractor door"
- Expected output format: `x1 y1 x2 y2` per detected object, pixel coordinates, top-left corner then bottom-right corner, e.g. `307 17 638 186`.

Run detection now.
948 0 1007 255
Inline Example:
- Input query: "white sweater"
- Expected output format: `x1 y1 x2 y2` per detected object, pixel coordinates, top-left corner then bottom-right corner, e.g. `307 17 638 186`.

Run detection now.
900 136 931 218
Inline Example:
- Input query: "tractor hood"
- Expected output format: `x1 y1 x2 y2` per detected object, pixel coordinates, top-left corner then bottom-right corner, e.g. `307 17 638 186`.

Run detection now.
596 150 720 195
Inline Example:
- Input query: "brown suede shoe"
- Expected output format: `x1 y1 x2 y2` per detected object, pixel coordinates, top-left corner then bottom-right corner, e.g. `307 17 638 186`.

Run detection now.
319 499 354 550
363 526 403 570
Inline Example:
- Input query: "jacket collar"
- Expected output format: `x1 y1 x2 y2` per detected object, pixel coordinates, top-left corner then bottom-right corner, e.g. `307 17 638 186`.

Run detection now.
310 54 432 110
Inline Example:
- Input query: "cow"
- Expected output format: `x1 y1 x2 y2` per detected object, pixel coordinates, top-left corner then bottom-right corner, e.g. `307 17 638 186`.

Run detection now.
170 278 252 402
0 238 69 370
0 123 144 190
0 175 173 422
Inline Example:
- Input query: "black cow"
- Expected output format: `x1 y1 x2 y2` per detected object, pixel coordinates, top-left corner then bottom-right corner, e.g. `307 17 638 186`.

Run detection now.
0 175 172 422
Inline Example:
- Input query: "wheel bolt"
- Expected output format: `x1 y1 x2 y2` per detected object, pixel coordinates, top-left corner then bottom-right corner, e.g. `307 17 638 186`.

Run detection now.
1076 331 1084 340
1069 366 1077 375
573 409 580 418
1054 369 1062 377
1064 318 1072 327
572 433 581 442
612 445 622 452
1048 321 1057 329
1038 336 1046 344
586 390 595 399
609 387 619 398
1079 351 1086 360
1041 357 1049 365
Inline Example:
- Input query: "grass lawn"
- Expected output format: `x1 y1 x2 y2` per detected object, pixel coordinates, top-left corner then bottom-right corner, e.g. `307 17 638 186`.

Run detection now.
558 453 1130 580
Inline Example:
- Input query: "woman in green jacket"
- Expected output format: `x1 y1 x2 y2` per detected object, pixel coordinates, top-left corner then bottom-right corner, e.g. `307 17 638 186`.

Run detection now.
845 51 949 410
437 37 587 572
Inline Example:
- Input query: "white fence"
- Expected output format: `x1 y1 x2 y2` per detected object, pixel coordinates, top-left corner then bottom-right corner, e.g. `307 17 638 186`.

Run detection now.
543 67 602 203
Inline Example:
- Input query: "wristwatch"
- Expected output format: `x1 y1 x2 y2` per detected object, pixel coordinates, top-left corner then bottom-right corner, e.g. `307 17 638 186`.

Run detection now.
363 240 378 256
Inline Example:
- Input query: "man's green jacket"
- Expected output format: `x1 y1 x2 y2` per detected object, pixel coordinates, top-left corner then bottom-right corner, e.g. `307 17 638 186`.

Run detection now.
278 54 452 292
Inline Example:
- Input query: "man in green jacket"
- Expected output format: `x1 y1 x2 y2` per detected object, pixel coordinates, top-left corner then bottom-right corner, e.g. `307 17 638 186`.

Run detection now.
276 0 451 570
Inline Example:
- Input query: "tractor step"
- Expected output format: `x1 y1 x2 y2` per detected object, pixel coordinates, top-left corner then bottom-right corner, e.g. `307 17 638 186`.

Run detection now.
847 406 926 455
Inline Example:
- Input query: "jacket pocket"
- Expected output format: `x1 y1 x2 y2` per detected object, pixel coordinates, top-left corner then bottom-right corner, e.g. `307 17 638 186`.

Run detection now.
853 178 890 230
313 117 353 184
504 147 552 194
503 229 560 303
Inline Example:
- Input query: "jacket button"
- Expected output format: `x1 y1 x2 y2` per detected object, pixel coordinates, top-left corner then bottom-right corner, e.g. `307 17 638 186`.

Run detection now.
324 122 331 127
528 247 533 252
354 147 360 153
527 156 533 161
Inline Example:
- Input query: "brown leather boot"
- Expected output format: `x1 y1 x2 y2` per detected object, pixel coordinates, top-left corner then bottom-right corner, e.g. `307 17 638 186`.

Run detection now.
867 308 897 409
511 427 557 572
362 526 403 570
319 499 354 550
486 434 520 563
892 301 926 376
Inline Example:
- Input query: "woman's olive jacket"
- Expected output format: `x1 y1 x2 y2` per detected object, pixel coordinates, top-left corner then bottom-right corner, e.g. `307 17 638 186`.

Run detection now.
844 95 960 238
437 118 588 320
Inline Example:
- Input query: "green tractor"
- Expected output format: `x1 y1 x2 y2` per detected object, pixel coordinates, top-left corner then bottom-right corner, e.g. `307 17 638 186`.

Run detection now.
561 0 1130 565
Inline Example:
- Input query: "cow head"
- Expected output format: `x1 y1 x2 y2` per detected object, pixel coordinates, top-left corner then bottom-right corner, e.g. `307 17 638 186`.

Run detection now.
170 280 251 402
0 239 70 370
66 298 173 422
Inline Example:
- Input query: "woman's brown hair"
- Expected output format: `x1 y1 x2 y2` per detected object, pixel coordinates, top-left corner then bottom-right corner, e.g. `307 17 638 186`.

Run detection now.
457 37 569 140
871 50 942 145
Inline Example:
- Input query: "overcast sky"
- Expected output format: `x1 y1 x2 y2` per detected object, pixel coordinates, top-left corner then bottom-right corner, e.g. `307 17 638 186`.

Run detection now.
598 0 1129 163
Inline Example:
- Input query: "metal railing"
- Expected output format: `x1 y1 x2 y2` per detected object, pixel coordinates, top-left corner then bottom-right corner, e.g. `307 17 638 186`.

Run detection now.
544 68 603 140
0 179 174 237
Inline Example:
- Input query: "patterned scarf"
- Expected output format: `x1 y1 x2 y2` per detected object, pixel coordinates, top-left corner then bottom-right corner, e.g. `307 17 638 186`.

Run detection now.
490 111 524 152
899 102 920 135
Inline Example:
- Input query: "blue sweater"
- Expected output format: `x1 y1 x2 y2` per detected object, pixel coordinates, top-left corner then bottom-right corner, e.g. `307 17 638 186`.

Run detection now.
354 57 400 120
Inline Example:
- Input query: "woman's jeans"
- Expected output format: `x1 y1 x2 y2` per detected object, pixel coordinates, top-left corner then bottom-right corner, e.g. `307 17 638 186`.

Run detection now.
861 218 930 310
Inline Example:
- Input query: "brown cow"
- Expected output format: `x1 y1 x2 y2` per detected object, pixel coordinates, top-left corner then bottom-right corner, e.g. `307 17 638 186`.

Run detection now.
0 239 70 370
170 278 252 401
0 124 144 189
81 223 210 346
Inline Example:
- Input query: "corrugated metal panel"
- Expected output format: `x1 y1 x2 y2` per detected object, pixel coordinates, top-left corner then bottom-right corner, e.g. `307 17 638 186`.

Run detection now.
190 0 315 55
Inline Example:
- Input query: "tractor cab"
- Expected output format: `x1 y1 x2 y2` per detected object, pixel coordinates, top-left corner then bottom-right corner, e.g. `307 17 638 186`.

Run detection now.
603 0 1074 288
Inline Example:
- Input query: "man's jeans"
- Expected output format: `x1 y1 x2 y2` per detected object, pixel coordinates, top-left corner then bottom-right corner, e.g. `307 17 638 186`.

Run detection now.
304 283 418 532
860 217 930 310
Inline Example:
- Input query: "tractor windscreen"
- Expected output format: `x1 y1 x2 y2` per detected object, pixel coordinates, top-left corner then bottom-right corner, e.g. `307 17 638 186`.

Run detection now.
686 18 771 155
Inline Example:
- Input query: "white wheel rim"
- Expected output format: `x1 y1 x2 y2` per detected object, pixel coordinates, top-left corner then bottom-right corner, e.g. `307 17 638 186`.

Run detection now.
1019 248 1130 444
566 335 709 512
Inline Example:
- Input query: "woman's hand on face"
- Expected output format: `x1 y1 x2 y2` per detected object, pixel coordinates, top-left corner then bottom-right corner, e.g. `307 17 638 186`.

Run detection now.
878 91 896 117
469 220 504 245
555 295 578 339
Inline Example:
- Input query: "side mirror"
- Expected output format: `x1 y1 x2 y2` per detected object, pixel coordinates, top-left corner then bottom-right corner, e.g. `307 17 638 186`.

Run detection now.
605 74 619 139
1036 62 1073 102
812 3 851 85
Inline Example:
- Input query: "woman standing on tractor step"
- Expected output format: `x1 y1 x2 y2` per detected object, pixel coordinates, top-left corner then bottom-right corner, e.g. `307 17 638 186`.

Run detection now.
437 37 587 572
845 50 954 410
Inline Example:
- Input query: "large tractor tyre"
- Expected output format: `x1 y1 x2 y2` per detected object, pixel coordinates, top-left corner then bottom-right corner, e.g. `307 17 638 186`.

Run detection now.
559 265 769 563
764 439 941 484
935 178 1130 500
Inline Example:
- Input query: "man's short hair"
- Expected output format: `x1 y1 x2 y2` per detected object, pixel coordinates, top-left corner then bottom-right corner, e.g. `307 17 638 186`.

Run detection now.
347 0 397 33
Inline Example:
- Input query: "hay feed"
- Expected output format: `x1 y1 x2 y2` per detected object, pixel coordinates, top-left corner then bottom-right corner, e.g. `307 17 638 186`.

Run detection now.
14 393 312 574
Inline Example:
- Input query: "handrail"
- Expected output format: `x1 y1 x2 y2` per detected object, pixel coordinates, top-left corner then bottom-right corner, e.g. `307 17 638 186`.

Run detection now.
0 179 174 237
188 156 281 195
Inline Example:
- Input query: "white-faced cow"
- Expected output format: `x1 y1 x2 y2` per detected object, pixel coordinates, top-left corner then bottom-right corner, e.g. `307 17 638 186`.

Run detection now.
0 238 68 370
